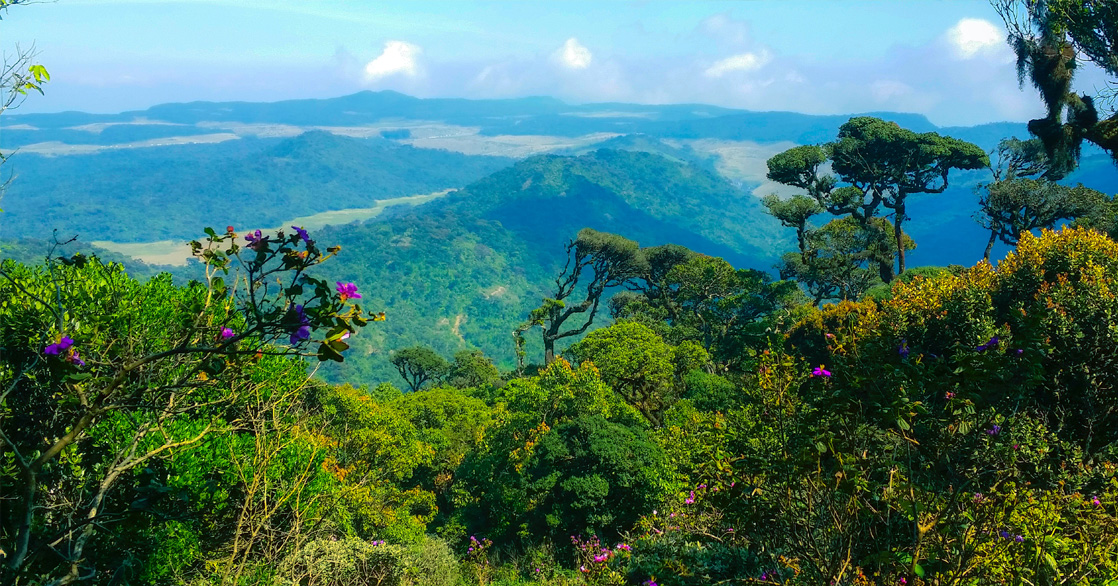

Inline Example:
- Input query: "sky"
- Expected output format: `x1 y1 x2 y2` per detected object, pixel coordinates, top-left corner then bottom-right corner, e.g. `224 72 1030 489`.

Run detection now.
4 0 1112 126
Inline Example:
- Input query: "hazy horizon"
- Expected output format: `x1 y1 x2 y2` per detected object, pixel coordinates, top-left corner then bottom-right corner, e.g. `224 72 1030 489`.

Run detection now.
7 0 1113 127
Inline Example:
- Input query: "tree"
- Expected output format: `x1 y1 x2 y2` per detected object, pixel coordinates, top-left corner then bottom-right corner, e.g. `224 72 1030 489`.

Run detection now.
995 0 1118 174
764 118 987 280
516 228 647 366
568 322 691 425
446 349 501 389
390 346 449 392
978 178 1109 259
763 194 824 254
777 217 908 304
829 117 988 275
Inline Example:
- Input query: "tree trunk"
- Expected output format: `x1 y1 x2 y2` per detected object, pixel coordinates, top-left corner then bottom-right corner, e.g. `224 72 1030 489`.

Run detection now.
983 231 997 262
894 202 907 276
543 336 556 365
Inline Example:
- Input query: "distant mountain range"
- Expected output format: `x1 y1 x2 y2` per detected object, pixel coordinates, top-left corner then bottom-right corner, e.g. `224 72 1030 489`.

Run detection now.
5 90 1030 151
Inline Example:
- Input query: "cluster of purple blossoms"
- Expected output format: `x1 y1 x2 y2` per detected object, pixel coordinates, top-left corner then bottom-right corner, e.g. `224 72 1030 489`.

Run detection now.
986 424 1002 436
898 339 910 358
43 336 85 367
998 530 1026 542
370 540 386 546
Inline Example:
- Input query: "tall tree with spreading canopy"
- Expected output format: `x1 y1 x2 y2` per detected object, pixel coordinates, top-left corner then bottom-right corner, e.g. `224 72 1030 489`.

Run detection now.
390 346 450 392
763 117 984 287
516 228 647 366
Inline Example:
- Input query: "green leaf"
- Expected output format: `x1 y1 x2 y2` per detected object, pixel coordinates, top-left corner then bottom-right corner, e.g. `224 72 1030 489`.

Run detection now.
913 563 925 578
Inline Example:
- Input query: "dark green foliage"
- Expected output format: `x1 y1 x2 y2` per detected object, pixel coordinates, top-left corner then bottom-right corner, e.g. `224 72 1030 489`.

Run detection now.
445 349 502 389
523 415 667 543
996 0 1118 172
391 346 451 392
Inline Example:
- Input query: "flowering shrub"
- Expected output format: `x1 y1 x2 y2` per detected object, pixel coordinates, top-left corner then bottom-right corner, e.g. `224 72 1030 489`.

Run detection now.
0 226 381 583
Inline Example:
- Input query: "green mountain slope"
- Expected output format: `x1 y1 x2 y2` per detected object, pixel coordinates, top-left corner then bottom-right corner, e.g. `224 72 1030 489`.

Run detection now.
311 148 788 384
0 131 513 241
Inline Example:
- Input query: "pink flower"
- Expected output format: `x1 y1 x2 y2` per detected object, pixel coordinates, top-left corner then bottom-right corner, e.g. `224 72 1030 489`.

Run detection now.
812 366 832 377
221 327 234 339
336 281 362 301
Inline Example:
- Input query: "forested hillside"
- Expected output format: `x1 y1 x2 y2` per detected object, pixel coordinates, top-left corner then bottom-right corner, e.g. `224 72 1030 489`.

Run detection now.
313 148 786 383
0 131 512 240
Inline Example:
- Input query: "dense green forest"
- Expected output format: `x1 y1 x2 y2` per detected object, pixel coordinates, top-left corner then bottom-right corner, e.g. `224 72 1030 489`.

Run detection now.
0 132 513 240
4 0 1118 584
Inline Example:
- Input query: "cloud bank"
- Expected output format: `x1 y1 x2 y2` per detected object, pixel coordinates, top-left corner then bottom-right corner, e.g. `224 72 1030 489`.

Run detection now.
554 38 593 70
364 41 422 81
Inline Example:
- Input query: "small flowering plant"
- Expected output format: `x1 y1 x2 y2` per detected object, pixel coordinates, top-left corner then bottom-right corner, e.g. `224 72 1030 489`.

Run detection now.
191 225 385 363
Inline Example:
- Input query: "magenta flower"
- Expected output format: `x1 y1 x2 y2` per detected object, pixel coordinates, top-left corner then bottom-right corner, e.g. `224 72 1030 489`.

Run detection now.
1092 496 1102 507
221 327 234 339
812 366 832 377
68 350 86 367
336 281 361 301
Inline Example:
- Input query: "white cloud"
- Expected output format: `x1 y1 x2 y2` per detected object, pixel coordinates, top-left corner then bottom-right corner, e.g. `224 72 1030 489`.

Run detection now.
946 18 1004 59
364 40 422 81
870 80 914 102
704 50 770 77
554 38 593 70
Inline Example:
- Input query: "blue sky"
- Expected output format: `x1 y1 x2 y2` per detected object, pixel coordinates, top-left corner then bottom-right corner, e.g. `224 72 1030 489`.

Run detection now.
5 0 1110 126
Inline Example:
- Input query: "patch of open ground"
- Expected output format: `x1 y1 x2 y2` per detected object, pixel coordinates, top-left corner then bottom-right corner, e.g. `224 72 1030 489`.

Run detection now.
91 190 453 266
672 138 802 197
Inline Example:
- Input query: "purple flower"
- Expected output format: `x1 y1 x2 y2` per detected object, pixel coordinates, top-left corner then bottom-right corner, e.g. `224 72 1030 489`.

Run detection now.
336 281 362 301
643 581 658 586
244 229 268 250
221 327 234 339
1013 348 1024 356
898 339 909 358
291 225 312 244
1014 535 1025 542
812 366 832 377
976 335 1000 352
999 530 1010 539
1092 496 1102 507
68 350 85 367
43 336 74 356
684 491 695 504
986 424 1002 436
288 305 312 345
